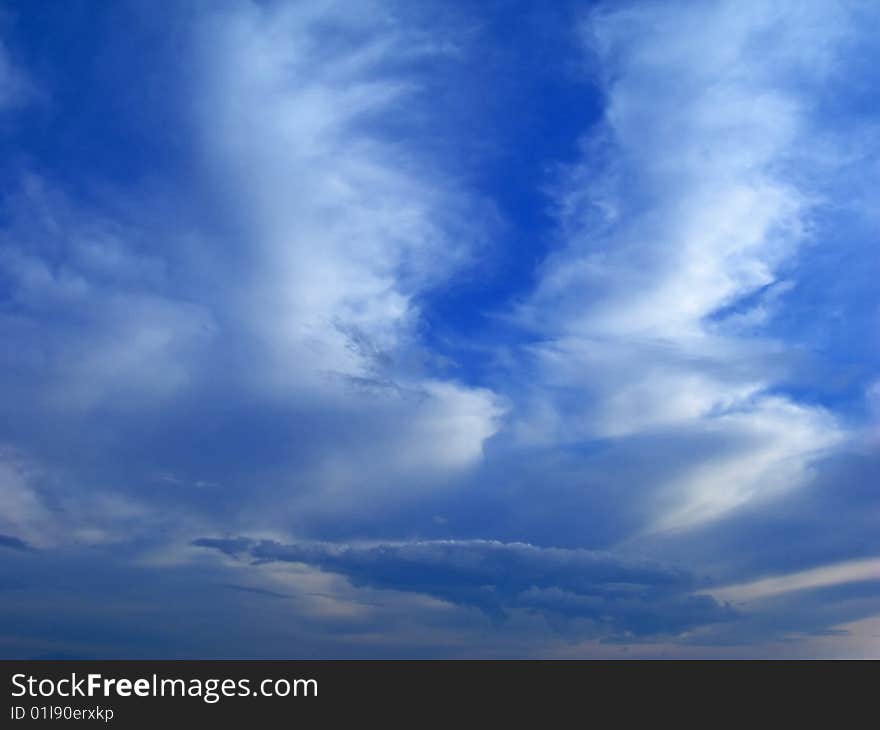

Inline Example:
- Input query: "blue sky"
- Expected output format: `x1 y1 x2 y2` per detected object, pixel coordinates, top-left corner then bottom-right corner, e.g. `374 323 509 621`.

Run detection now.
0 0 878 658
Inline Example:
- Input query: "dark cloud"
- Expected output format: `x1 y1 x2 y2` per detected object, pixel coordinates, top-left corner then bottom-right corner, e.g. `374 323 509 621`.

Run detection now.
0 534 33 551
194 537 734 636
192 537 254 559
218 583 292 600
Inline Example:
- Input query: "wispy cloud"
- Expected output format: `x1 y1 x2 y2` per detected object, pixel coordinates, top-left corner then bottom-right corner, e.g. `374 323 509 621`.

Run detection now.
706 556 880 604
513 0 859 531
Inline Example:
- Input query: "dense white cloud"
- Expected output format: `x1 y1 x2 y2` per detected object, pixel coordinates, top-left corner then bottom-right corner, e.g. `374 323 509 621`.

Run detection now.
189 0 485 391
180 0 504 493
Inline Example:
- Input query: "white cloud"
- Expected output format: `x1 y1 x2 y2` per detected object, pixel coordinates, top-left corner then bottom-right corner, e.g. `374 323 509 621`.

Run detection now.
651 397 841 532
189 0 485 391
0 449 52 547
182 1 503 487
0 447 155 549
706 556 880 604
513 0 853 530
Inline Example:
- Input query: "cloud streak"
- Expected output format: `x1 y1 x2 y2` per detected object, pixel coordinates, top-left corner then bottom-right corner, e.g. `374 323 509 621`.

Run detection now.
706 557 880 604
